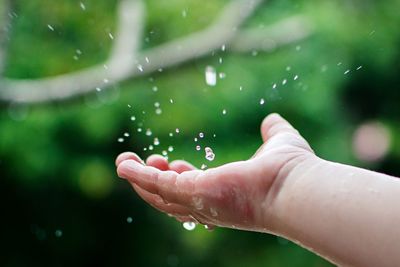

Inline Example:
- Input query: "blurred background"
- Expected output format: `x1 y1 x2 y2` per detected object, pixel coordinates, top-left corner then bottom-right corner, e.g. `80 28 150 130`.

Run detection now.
1 0 400 266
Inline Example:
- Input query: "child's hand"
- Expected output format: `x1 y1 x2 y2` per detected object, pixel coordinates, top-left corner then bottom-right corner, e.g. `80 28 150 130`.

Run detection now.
116 114 316 232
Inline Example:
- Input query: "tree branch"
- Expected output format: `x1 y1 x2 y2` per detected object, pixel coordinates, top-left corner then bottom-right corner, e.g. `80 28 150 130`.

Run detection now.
0 0 314 104
0 0 11 75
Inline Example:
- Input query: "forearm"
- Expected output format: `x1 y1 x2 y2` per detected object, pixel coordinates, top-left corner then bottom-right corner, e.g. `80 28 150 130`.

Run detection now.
270 157 400 267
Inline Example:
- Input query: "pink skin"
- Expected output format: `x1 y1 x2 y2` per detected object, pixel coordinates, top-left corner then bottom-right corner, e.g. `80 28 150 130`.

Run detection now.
116 113 316 232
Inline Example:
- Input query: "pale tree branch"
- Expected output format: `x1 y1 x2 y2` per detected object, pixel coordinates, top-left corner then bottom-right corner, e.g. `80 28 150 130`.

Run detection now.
0 0 12 75
0 0 314 104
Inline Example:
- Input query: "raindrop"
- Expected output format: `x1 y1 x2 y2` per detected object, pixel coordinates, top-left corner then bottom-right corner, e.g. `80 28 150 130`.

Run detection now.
152 86 158 92
95 87 101 92
286 66 291 71
80 2 86 10
199 132 204 138
148 145 154 151
145 57 150 63
182 222 196 231
55 230 63 238
162 150 168 156
137 64 144 72
103 78 109 83
175 128 180 134
169 133 174 137
260 98 265 105
169 99 174 104
282 79 287 85
210 207 218 217
205 66 217 86
137 128 142 133
182 9 187 18
126 217 133 223
118 138 124 143
222 109 227 115
196 145 201 151
155 108 162 115
344 69 350 75
130 116 136 121
47 24 54 31
201 164 207 170
221 44 226 51
194 137 198 142
356 65 363 70
294 75 299 80
205 147 215 161
154 138 160 146
124 132 130 137
219 72 226 79
108 33 114 40
145 129 152 136
154 102 160 108
272 83 277 89
168 146 174 152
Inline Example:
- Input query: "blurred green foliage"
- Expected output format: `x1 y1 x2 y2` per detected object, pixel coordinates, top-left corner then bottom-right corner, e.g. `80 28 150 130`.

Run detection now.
1 0 400 266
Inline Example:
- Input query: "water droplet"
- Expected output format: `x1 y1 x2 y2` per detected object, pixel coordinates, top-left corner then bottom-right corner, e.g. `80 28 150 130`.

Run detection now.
154 138 160 146
356 65 363 70
201 164 207 170
239 86 243 91
219 72 226 79
205 147 215 161
126 217 133 223
146 129 152 136
260 98 265 105
344 69 350 75
205 66 217 86
221 44 226 52
124 132 130 137
222 109 227 115
95 87 102 92
55 230 63 238
108 33 114 40
199 132 204 138
118 138 124 143
182 9 187 18
194 137 198 142
145 57 150 63
295 45 301 51
152 86 158 92
272 83 277 89
196 145 201 151
294 75 299 80
103 78 109 83
282 79 287 85
169 99 174 104
149 145 154 151
137 64 144 72
154 102 160 108
182 222 196 231
175 128 180 134
130 116 136 121
168 146 174 152
137 128 142 133
192 197 204 210
162 150 168 156
210 207 218 217
155 108 162 115
169 133 174 137
286 66 291 71
80 2 86 10
47 24 54 31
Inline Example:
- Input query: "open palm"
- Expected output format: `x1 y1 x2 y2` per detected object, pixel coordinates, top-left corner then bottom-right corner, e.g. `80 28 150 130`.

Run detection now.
116 114 315 232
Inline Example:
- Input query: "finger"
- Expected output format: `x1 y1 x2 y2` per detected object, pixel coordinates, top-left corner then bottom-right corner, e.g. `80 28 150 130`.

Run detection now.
132 184 190 216
115 152 144 167
261 113 299 142
117 160 201 205
169 160 197 173
146 154 169 171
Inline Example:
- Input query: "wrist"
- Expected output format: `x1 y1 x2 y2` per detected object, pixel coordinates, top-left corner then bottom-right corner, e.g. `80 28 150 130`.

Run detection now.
265 154 325 234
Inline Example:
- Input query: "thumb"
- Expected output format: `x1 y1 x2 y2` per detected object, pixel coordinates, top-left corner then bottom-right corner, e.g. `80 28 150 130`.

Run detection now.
260 113 299 143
